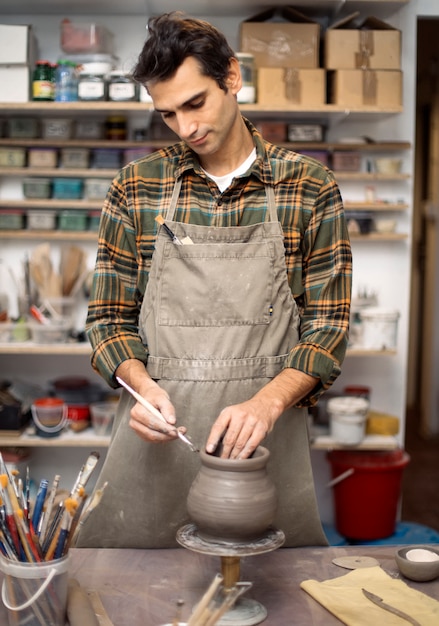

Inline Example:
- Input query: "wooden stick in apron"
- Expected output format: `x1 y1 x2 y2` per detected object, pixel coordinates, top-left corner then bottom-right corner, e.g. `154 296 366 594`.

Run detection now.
116 376 199 452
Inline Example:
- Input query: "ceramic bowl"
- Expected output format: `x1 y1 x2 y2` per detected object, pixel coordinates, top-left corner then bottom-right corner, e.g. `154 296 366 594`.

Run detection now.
395 545 439 581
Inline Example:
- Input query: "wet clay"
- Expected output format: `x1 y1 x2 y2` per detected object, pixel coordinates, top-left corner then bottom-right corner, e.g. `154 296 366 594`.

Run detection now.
186 446 277 544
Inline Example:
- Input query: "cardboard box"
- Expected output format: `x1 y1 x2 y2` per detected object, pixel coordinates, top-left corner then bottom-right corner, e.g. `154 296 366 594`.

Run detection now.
0 65 31 102
328 69 402 107
0 24 36 65
240 7 320 69
325 14 401 70
258 68 325 107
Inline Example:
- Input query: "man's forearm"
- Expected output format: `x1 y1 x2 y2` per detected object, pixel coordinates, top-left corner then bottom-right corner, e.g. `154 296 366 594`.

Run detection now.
253 368 318 420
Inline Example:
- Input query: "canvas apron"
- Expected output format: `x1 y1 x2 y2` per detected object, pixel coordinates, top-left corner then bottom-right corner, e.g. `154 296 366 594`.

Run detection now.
77 179 328 549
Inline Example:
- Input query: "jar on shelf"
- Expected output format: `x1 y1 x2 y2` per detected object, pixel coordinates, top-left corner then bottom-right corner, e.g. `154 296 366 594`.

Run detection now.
78 65 108 101
236 52 256 104
55 60 78 102
108 70 138 102
32 60 54 101
105 115 127 141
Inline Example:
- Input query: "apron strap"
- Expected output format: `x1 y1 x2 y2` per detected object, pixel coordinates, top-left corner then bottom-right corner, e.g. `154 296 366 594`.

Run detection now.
165 177 183 221
166 177 278 222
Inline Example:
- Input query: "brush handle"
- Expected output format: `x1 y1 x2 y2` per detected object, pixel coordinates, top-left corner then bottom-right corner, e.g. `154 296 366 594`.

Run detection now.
116 377 198 452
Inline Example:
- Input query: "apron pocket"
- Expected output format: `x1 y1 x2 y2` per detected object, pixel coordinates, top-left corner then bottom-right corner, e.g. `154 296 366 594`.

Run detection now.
158 241 273 327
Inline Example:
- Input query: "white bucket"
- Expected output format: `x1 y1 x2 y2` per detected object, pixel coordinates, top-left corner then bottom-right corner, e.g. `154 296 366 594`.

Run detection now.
360 308 400 350
0 554 69 626
328 396 370 445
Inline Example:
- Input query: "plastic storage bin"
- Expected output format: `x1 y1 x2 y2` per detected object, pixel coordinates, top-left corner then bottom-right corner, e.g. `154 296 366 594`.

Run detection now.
0 147 26 167
28 148 58 168
42 118 73 140
52 178 83 199
58 210 88 231
0 321 30 342
7 117 39 138
84 178 111 200
60 148 89 169
60 20 113 54
30 319 72 343
23 177 52 199
75 120 104 139
0 210 25 230
91 148 122 169
26 210 57 230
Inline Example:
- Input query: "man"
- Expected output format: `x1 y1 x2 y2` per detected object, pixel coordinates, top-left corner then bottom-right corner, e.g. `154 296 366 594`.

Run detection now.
77 12 352 549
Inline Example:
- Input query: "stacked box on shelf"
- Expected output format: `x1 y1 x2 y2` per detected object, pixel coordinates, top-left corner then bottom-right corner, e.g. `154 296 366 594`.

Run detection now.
240 7 325 107
325 14 402 107
0 24 36 102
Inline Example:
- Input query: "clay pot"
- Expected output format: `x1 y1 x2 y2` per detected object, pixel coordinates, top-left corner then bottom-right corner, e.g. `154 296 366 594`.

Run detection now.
187 446 277 544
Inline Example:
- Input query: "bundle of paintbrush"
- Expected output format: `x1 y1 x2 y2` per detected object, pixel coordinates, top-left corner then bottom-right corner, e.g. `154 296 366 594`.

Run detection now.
0 451 105 563
185 574 252 626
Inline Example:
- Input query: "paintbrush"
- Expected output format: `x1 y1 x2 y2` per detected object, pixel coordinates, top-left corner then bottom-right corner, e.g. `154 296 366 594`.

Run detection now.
38 474 60 543
69 481 108 548
116 376 199 452
155 214 182 244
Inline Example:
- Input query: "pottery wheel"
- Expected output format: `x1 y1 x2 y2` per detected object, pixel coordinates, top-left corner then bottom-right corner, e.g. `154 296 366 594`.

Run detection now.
177 525 284 626
176 524 285 556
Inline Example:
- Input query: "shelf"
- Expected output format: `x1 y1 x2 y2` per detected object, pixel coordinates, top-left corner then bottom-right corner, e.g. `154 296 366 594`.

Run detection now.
0 167 117 178
349 233 408 241
0 427 110 448
0 430 396 451
0 229 97 240
344 202 408 210
311 434 398 451
0 170 412 182
334 173 410 181
0 139 165 149
0 139 412 152
0 102 404 122
0 342 91 355
346 347 397 356
0 199 101 210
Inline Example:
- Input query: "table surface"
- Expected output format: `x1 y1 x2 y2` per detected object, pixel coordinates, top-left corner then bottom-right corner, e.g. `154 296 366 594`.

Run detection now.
1 545 438 625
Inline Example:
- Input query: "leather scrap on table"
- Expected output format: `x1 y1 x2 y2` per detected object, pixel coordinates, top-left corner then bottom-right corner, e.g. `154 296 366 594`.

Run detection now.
300 565 439 625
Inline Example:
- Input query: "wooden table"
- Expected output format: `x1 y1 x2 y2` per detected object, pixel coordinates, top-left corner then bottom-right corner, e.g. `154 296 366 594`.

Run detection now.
1 545 438 625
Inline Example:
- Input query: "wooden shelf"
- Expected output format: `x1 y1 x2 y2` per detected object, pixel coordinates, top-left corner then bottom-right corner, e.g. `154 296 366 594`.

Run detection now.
349 233 408 241
0 166 117 178
334 173 410 181
0 342 91 355
346 347 398 356
0 169 412 182
344 202 408 210
0 229 97 240
0 102 404 116
0 199 101 209
0 427 109 448
311 434 398 451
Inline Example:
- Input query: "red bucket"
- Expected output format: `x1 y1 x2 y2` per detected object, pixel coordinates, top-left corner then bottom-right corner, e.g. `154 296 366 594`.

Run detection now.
327 449 410 540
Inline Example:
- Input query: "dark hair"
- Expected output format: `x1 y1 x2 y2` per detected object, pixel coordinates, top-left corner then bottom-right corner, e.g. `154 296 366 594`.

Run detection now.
132 12 236 91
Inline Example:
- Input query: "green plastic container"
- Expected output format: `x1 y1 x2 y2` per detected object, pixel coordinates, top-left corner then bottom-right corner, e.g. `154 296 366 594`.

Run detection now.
58 210 87 231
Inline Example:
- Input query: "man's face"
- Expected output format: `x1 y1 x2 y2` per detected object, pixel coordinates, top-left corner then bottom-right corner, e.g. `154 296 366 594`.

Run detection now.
147 56 242 163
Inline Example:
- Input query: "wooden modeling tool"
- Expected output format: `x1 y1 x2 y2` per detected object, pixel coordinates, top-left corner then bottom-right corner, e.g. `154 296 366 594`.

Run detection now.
116 376 199 452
